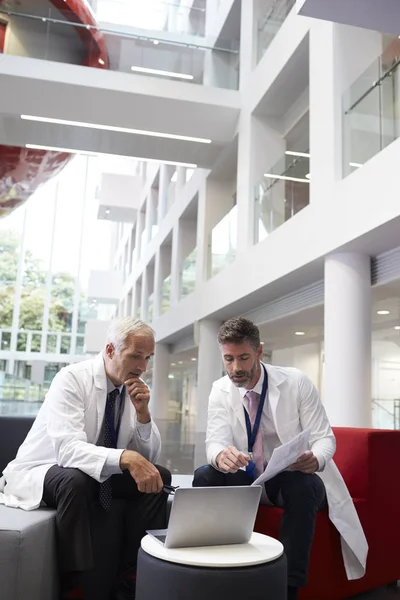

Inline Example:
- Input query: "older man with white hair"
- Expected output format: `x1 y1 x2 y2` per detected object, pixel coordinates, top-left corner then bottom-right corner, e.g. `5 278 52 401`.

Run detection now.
0 317 170 600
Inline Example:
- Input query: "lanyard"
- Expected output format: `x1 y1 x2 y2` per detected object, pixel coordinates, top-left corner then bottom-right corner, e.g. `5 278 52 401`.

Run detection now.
105 387 125 448
244 365 268 480
244 364 268 454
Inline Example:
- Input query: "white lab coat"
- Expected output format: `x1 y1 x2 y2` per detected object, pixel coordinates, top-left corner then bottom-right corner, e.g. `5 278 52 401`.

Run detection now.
0 353 162 511
206 363 368 581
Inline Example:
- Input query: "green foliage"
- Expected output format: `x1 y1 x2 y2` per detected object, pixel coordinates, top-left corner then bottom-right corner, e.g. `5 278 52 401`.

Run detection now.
0 229 86 346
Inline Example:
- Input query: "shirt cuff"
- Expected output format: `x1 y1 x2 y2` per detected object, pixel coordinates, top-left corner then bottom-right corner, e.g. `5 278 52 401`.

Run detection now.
136 421 152 441
314 452 326 472
101 448 124 479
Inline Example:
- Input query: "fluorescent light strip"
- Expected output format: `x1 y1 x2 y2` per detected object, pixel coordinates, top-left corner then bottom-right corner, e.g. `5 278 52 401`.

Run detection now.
131 65 194 80
21 115 211 144
285 150 310 158
25 144 197 168
264 173 310 183
349 162 363 168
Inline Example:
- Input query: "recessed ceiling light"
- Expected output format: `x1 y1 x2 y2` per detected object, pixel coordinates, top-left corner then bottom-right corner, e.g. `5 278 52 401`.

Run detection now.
285 151 310 158
178 361 183 364
171 362 176 366
21 115 211 144
264 173 310 183
25 144 197 168
394 326 400 331
377 310 390 315
191 357 197 361
295 331 305 336
105 208 110 215
152 40 160 45
131 66 194 80
168 374 174 379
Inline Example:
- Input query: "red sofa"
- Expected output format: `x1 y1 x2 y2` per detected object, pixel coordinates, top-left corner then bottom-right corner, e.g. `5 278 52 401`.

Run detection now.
254 427 400 599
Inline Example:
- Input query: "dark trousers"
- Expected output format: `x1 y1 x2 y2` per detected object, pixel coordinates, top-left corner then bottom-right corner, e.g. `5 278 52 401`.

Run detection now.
43 464 171 574
193 465 326 588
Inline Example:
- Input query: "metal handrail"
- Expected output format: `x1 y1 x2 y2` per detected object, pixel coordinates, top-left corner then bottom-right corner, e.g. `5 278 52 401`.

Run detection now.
344 57 400 115
0 9 238 54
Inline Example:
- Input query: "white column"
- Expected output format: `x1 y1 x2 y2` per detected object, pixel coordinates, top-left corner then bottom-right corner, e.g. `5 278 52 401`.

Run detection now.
239 0 256 90
151 343 170 420
195 179 208 283
170 224 180 305
158 164 172 223
324 253 372 427
140 268 149 322
196 319 223 432
195 319 223 466
309 22 342 202
153 250 162 319
135 211 144 260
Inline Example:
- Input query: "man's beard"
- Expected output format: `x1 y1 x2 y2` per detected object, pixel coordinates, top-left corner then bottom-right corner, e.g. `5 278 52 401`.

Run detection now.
229 360 258 387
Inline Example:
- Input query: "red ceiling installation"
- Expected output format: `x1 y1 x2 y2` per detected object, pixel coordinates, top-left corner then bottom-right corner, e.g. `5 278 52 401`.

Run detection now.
0 21 6 52
0 0 109 218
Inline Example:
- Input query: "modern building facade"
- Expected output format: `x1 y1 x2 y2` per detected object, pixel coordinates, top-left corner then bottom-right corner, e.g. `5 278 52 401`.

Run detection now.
0 0 400 461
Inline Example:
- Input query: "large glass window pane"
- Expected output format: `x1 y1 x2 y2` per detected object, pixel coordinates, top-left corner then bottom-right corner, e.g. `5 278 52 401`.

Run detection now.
180 249 197 299
343 40 400 177
0 207 24 333
209 205 237 278
257 0 296 63
254 154 309 243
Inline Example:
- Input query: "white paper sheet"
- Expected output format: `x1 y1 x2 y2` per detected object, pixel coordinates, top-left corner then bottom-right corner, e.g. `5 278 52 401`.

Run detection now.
251 428 311 487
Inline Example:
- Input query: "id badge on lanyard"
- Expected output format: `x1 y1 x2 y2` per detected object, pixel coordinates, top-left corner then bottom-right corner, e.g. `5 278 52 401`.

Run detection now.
244 365 268 480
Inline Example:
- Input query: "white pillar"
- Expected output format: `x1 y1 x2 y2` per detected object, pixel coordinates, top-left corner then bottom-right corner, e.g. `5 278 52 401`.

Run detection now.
140 268 149 322
195 319 223 466
170 224 180 305
239 0 256 90
151 343 170 420
135 211 144 260
324 253 372 427
196 319 223 433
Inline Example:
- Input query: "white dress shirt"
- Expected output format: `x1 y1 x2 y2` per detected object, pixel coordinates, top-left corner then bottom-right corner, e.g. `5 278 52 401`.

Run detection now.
99 378 152 478
238 365 325 472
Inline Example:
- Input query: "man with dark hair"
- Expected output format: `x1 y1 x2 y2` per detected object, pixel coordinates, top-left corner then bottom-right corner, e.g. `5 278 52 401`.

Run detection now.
193 317 367 600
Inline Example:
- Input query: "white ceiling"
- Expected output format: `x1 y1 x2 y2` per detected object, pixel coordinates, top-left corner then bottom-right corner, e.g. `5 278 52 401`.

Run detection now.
0 53 240 168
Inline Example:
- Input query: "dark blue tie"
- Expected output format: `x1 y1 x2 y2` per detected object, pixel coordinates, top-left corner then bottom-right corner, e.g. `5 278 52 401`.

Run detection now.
99 388 120 511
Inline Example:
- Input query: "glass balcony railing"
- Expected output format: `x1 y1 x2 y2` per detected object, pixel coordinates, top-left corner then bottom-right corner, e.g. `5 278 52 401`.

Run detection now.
180 248 197 299
208 205 237 279
254 152 310 244
0 4 239 90
162 274 171 314
0 328 85 355
257 0 296 63
94 0 206 39
343 46 400 177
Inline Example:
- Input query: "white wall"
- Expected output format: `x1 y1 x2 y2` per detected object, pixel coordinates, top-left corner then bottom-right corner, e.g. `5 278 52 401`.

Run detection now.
272 343 322 391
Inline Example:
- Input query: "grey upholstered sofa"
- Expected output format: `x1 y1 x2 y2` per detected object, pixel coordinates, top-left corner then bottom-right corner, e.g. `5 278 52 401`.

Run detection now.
0 415 58 600
0 414 192 600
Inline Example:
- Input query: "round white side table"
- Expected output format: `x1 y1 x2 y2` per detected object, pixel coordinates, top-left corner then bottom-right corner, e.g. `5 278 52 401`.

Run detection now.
140 531 283 567
137 533 286 600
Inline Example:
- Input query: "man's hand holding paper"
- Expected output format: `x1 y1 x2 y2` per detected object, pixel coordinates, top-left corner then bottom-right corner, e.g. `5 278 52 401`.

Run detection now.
251 428 312 487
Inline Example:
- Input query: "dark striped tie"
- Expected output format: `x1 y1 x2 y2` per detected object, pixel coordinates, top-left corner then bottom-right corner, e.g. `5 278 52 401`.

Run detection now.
99 388 120 511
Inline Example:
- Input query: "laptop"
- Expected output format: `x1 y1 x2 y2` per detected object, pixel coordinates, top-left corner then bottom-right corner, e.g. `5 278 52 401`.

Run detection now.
147 485 262 549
